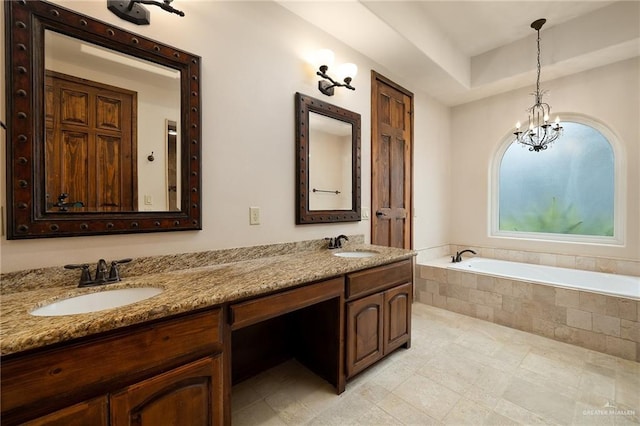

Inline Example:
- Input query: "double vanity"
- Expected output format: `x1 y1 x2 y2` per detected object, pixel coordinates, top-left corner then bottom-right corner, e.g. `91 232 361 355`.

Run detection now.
0 241 415 425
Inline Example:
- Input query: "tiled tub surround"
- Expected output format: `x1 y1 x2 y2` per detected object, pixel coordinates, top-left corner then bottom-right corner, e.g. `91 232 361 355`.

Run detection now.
417 244 640 276
416 257 640 362
0 236 416 355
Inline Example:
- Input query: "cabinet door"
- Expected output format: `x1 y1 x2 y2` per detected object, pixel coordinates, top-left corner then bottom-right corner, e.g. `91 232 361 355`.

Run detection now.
346 292 384 378
383 282 412 355
111 356 224 426
23 396 108 426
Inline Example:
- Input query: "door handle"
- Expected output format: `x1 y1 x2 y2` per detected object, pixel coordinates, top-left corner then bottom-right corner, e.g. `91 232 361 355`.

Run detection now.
376 211 385 217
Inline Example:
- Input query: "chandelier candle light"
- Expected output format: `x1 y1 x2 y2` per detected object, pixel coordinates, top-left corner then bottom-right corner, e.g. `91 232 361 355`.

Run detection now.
513 18 562 152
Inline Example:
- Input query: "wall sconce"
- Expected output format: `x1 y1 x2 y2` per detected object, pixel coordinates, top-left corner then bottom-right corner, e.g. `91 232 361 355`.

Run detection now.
107 0 184 25
314 49 357 96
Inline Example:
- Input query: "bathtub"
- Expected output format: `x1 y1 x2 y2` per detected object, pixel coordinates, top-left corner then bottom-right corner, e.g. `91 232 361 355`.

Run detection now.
448 257 639 300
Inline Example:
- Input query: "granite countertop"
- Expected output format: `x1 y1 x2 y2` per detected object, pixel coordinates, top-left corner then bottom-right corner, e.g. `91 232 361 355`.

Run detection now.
0 243 415 356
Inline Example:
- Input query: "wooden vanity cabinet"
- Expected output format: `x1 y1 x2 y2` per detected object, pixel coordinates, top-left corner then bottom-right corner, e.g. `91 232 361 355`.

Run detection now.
1 309 225 426
345 260 412 378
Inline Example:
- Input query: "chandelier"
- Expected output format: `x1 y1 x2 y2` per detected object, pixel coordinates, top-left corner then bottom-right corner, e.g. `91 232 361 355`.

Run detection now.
513 18 562 152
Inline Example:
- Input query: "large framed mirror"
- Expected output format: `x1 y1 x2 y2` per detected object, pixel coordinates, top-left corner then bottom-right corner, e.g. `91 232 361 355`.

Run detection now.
295 93 361 224
5 0 201 239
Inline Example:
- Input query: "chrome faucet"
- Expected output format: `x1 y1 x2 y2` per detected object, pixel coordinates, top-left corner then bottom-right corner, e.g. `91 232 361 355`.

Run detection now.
451 249 477 263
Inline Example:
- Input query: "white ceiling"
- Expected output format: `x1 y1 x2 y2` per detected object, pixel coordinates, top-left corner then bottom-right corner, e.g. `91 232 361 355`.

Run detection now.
278 1 640 106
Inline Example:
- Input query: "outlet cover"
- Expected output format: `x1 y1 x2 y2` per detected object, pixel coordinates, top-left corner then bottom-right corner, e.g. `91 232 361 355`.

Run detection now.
249 207 260 225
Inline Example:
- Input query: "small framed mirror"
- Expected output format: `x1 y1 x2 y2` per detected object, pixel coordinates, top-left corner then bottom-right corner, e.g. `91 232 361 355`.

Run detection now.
295 93 361 224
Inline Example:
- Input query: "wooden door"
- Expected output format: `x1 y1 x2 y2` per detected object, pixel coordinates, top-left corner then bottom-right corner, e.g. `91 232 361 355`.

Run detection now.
383 282 412 354
346 292 384 377
45 71 137 212
371 71 413 249
111 356 224 426
22 396 108 426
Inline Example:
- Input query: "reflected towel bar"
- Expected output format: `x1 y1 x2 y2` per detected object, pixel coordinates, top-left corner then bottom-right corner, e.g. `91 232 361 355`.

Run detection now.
313 188 341 194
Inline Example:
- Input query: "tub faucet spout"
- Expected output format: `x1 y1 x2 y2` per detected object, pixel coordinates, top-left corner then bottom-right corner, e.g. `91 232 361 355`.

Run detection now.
452 249 477 263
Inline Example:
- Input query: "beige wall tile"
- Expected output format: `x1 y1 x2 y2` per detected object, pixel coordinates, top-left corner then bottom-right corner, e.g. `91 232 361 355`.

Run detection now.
576 256 597 271
433 294 447 309
539 253 557 267
418 266 431 280
468 288 502 308
445 284 470 301
621 319 640 343
616 260 640 276
512 312 533 332
426 280 439 294
618 299 638 322
605 336 636 361
494 309 513 327
592 313 620 337
523 300 567 324
512 282 533 300
433 267 448 283
447 270 461 285
477 275 495 292
475 305 494 322
494 278 513 296
523 252 541 264
459 272 478 289
575 328 607 353
446 297 474 316
418 291 433 305
532 285 556 305
502 296 521 313
595 258 616 274
507 250 525 262
556 288 580 308
567 308 593 331
556 255 576 269
494 249 509 260
532 317 555 339
605 297 620 317
579 292 608 315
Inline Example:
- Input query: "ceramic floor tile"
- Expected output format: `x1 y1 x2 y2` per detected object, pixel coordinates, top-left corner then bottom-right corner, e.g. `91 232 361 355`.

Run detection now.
391 374 462 421
231 303 640 425
376 393 442 425
442 397 492 425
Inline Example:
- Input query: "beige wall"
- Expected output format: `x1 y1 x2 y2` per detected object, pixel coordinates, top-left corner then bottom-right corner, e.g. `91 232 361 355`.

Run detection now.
450 58 640 261
0 1 450 272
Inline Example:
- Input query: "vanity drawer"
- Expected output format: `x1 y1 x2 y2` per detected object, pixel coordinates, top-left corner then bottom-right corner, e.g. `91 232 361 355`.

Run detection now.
1 308 222 420
346 259 412 300
230 277 344 330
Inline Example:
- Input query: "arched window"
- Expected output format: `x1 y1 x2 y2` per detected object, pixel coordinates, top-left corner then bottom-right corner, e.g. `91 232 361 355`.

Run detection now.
492 118 623 244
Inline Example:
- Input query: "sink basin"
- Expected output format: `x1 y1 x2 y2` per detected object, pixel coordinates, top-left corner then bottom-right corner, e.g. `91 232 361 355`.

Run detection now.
30 287 164 317
333 251 378 258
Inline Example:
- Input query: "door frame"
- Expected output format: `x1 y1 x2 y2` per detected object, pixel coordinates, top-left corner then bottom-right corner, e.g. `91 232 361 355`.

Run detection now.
370 71 414 249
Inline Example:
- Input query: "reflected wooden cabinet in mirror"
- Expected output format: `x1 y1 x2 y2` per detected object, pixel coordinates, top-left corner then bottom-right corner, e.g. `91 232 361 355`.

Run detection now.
5 0 202 239
295 93 361 224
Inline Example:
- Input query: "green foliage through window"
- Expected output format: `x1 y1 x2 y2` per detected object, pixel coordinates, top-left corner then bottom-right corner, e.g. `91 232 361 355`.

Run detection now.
499 122 614 237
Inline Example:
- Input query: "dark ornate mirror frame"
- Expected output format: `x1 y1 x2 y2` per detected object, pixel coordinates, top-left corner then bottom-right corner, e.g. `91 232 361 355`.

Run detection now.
5 0 202 239
295 93 361 224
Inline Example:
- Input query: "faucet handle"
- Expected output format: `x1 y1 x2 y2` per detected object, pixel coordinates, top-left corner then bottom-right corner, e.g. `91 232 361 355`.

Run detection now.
325 237 336 249
108 258 132 281
64 263 93 286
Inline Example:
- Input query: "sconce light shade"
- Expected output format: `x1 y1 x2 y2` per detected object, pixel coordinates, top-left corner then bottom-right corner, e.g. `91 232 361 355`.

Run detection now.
337 63 358 81
315 50 357 96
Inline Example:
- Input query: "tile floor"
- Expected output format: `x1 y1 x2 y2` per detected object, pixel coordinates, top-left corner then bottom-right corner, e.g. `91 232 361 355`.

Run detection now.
231 303 640 425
